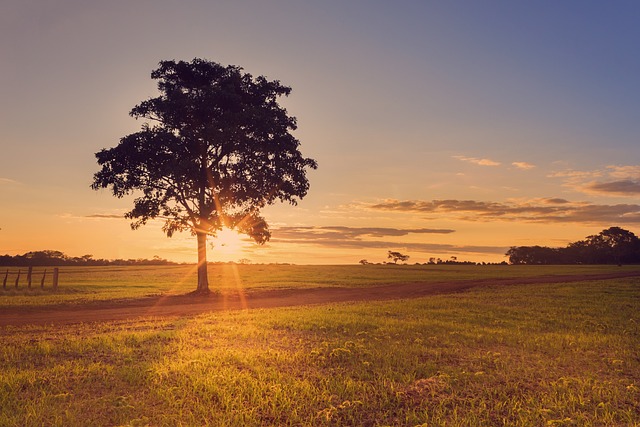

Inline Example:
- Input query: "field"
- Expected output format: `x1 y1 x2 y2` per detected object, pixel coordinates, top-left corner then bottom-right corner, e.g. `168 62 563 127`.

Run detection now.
1 263 638 306
0 265 639 426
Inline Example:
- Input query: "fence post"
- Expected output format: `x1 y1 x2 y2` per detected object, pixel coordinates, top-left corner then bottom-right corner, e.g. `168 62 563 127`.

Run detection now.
41 269 47 289
27 266 33 289
15 270 21 288
2 270 7 289
53 268 59 290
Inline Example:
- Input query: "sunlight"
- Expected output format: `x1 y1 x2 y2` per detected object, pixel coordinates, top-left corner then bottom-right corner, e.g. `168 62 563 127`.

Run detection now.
210 227 245 254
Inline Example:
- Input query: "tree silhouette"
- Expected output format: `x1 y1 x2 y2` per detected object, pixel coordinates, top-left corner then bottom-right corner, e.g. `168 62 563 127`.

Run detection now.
92 59 317 293
506 226 640 265
583 226 640 265
387 251 409 264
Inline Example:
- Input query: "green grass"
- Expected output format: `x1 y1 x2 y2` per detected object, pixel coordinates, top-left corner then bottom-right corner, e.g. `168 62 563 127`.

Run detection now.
1 274 638 426
1 263 638 307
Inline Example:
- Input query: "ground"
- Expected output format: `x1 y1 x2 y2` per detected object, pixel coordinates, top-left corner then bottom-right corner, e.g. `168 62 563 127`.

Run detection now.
2 271 638 327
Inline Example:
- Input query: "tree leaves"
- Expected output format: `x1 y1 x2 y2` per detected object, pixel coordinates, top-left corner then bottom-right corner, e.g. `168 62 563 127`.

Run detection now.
506 227 640 264
92 58 317 243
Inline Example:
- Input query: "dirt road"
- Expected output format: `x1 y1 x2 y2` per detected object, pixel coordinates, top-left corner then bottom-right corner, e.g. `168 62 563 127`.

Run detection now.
1 271 639 326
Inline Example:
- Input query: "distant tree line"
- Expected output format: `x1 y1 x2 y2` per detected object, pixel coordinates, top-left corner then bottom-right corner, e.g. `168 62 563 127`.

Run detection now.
426 256 480 265
359 253 507 266
506 227 640 265
0 250 178 267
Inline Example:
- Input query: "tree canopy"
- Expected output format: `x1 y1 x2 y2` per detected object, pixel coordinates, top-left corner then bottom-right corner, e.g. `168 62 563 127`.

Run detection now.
92 59 317 292
506 226 640 265
387 251 410 264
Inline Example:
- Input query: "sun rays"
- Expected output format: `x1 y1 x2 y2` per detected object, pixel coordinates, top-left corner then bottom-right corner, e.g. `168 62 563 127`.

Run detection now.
210 227 247 255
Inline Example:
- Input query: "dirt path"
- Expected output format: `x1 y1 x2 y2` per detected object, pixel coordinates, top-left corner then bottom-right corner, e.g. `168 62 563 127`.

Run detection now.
1 271 639 327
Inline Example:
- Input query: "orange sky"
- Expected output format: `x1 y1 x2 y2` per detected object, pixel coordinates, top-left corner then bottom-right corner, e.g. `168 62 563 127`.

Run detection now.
1 2 639 264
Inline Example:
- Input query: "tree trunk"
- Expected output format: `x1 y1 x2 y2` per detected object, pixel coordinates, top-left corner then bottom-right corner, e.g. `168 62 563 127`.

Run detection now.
196 231 210 294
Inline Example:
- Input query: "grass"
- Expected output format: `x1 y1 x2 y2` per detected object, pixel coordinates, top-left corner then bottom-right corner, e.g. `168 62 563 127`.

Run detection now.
0 272 638 426
0 263 638 307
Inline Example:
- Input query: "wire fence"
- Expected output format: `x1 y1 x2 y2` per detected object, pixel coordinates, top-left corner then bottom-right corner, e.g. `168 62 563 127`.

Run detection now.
1 267 59 290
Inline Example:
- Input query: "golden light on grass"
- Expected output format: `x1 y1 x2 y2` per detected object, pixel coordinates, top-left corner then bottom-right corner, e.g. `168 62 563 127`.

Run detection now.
5 274 640 426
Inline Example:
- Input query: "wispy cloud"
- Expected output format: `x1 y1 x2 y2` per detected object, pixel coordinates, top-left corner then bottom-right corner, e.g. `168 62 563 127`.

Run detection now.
584 180 640 196
550 164 640 197
453 156 501 166
369 198 640 224
0 177 19 185
512 161 536 170
582 165 640 196
270 226 505 255
606 165 640 179
543 198 571 204
548 169 601 179
273 226 455 241
58 212 127 221
84 214 124 219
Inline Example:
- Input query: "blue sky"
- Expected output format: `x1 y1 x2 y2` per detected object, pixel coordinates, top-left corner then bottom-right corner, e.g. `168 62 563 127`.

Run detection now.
1 1 639 263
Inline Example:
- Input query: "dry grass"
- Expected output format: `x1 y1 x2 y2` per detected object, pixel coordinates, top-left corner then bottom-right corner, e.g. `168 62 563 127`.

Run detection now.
1 263 637 307
0 273 638 426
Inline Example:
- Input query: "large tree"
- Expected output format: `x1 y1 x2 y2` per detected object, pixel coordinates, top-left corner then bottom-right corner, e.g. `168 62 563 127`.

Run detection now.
92 59 317 293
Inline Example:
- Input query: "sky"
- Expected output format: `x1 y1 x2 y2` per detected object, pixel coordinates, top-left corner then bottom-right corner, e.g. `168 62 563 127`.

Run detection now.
1 0 639 264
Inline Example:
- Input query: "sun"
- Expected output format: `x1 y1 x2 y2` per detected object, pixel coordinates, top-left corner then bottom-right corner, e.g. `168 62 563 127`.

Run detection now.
210 227 245 254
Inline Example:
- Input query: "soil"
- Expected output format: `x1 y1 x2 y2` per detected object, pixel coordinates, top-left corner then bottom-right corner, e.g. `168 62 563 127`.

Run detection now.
1 271 639 327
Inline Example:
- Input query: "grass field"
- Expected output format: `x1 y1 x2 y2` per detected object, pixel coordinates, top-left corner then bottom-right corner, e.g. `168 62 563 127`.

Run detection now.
0 265 638 426
1 263 638 307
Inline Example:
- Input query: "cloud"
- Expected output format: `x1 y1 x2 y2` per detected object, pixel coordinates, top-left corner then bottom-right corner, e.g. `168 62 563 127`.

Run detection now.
606 165 640 179
369 198 640 224
550 164 640 197
512 161 536 170
548 170 604 184
542 198 570 204
0 178 19 185
269 226 506 255
273 226 455 241
584 180 640 196
84 214 124 219
453 156 501 166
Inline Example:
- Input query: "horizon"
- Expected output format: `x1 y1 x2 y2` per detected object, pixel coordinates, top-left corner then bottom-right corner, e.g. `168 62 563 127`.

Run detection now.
2 1 639 265
2 223 635 266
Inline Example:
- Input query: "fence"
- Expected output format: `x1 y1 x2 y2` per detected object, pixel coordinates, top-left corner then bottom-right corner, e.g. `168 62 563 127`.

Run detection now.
2 267 59 290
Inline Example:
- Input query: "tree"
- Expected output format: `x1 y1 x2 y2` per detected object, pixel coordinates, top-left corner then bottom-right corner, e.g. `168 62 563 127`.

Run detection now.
358 259 369 265
506 226 640 265
92 59 317 293
505 245 560 265
583 226 640 265
387 250 410 264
